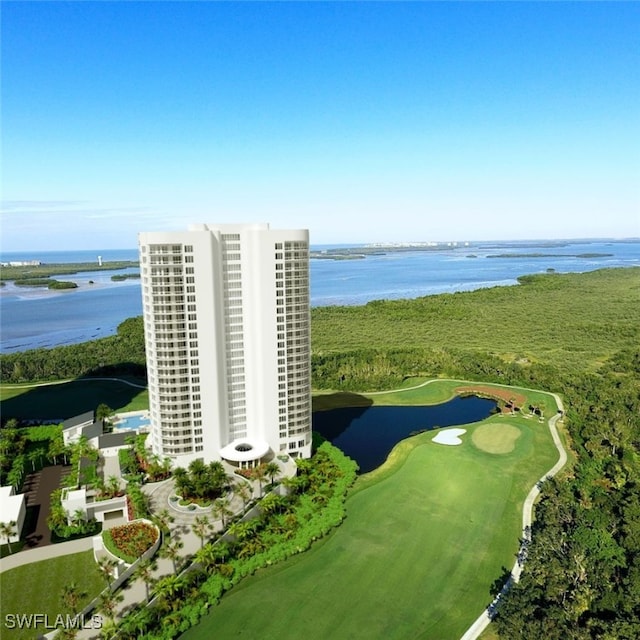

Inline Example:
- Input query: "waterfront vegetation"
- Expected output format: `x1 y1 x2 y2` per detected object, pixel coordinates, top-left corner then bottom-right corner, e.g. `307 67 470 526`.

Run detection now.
13 277 78 289
0 260 139 281
0 267 638 638
311 267 640 382
1 267 638 391
111 272 140 281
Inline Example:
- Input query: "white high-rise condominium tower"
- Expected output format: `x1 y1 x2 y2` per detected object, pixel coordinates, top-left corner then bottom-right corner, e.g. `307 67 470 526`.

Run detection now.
138 223 312 468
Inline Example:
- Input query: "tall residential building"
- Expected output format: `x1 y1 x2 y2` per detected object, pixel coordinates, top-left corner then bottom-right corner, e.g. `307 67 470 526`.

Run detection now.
138 223 312 468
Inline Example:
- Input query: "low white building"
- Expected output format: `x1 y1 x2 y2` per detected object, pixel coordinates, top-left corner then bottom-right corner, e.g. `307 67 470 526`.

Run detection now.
61 487 128 526
0 485 26 543
62 411 103 446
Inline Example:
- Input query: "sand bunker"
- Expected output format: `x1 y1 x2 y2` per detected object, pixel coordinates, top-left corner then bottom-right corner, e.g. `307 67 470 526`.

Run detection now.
432 428 467 446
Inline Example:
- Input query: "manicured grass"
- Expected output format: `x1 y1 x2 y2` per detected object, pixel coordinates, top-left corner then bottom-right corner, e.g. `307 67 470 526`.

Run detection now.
0 378 148 421
472 423 522 454
0 550 104 640
183 383 560 640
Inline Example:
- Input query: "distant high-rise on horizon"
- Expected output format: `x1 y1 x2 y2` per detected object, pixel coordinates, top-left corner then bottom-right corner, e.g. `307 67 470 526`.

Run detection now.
138 223 312 467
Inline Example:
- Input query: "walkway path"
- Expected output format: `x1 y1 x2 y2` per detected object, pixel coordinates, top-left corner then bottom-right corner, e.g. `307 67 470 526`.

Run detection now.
71 474 265 640
21 464 72 550
0 536 93 573
459 392 567 640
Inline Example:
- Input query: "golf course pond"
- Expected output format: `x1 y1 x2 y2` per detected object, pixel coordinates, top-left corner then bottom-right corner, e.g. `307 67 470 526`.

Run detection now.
312 395 497 473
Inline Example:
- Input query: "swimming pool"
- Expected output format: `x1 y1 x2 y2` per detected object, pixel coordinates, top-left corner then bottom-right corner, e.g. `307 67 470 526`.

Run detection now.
115 414 151 431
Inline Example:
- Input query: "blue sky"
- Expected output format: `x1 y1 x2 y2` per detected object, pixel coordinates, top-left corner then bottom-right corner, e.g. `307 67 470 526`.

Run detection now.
2 1 639 251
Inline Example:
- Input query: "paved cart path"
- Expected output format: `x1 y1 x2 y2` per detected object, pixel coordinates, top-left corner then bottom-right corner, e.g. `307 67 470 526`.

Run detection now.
459 392 567 640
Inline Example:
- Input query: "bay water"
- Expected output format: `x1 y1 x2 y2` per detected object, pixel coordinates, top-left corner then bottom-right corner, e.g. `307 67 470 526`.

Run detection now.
1 240 638 353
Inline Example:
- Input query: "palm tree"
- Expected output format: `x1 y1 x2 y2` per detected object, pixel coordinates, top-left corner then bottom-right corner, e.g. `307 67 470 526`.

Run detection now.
172 467 190 497
99 618 119 640
228 519 257 543
252 465 268 497
194 542 218 571
213 496 233 528
195 540 234 577
538 401 547 422
234 480 252 509
60 582 86 614
133 558 157 601
96 589 124 625
6 467 23 493
133 434 150 468
261 493 287 516
159 456 172 478
71 508 86 528
0 520 17 554
280 474 301 495
208 460 227 484
187 458 207 479
152 574 186 609
27 448 41 472
96 403 114 423
160 537 184 573
97 556 118 589
105 475 121 497
120 604 154 639
192 515 213 548
264 461 281 486
237 536 266 559
152 508 175 543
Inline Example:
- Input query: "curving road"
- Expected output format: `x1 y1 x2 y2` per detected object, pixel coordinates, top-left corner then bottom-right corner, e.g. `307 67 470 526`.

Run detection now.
459 392 567 640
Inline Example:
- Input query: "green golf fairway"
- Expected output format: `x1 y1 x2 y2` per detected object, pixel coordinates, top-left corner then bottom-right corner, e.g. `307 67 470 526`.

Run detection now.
183 405 558 640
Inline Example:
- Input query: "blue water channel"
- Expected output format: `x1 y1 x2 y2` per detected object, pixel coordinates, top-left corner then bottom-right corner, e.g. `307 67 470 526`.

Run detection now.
312 395 497 473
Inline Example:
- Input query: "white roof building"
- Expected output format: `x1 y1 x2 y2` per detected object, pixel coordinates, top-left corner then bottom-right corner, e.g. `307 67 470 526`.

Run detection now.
138 223 312 468
0 485 26 543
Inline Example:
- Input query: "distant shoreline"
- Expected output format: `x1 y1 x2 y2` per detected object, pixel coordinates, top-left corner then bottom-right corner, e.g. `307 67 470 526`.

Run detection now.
2 237 639 264
486 252 614 259
0 260 139 283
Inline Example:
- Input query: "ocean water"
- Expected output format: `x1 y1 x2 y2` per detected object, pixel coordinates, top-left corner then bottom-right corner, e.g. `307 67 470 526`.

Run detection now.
1 240 638 353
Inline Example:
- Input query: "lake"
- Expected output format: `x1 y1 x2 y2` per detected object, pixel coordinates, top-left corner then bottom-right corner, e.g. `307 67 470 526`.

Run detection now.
1 239 638 353
312 395 497 473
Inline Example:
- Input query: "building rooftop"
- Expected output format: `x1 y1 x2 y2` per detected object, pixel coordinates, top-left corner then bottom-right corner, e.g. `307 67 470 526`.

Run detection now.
62 411 95 430
98 432 129 450
0 485 25 525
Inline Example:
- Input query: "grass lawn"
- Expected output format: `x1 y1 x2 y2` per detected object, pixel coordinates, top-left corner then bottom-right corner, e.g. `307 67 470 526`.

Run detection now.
183 382 561 640
0 550 104 640
0 378 148 421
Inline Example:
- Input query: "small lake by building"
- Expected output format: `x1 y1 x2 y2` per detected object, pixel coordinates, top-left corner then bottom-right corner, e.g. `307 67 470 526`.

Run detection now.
312 396 497 473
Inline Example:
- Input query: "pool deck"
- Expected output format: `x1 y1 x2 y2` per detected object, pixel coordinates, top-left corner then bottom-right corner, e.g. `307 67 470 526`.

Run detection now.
112 409 151 432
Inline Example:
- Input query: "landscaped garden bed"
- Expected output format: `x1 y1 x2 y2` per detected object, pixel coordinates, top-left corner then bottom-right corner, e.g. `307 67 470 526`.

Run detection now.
102 520 158 564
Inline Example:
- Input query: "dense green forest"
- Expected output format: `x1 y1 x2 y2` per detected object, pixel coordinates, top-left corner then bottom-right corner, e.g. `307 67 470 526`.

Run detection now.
2 268 638 385
1 267 639 638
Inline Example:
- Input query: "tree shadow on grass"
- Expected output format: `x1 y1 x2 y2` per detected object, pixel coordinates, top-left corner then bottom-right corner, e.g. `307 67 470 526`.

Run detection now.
489 565 513 598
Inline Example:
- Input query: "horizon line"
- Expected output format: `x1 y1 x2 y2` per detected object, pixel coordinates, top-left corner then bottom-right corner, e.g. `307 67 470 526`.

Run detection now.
2 236 640 256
